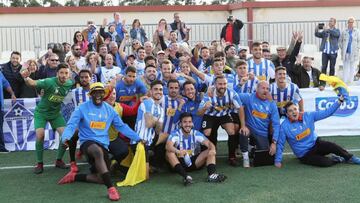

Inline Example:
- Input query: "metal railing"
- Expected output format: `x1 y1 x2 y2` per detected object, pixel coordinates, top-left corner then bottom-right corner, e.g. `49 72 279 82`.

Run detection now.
0 20 355 57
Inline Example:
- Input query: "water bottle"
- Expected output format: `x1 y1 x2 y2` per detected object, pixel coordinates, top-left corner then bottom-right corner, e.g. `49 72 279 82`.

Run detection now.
184 153 192 167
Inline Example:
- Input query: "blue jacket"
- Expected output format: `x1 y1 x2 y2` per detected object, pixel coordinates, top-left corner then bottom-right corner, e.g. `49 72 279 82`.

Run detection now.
62 100 140 149
275 100 340 163
239 93 280 141
0 72 10 109
315 27 340 53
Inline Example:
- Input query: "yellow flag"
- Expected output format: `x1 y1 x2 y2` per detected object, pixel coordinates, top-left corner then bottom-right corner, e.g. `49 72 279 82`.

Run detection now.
117 143 146 187
319 74 349 93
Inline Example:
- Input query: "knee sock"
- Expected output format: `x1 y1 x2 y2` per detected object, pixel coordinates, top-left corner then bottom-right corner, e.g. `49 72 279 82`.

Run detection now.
56 142 67 160
35 140 44 163
101 172 113 188
75 174 87 182
68 139 77 162
207 164 216 175
228 134 237 159
174 164 187 178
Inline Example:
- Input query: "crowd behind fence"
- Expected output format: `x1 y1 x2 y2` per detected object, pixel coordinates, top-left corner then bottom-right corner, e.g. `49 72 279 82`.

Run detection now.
0 20 357 58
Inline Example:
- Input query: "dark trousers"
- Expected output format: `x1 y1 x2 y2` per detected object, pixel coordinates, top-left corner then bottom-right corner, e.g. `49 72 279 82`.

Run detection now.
299 138 353 167
0 110 6 150
108 136 129 163
321 53 337 76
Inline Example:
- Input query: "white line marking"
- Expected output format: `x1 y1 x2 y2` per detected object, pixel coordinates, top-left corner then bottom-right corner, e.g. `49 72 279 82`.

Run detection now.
0 162 88 170
1 148 360 170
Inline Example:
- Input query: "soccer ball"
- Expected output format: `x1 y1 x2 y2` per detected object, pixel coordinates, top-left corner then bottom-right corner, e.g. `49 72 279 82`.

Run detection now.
14 107 23 117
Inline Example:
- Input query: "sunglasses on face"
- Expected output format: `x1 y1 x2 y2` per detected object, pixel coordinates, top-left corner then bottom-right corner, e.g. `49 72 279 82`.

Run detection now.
50 59 59 62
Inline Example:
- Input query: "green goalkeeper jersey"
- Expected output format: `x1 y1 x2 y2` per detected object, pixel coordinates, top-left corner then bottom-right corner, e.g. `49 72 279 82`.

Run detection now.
34 77 73 119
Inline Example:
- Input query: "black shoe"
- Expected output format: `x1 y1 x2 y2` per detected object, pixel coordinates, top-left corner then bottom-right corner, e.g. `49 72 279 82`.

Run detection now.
183 175 193 186
0 148 9 153
207 173 226 183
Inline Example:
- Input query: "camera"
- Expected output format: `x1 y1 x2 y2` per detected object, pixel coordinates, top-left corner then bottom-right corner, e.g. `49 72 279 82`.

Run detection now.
318 23 325 29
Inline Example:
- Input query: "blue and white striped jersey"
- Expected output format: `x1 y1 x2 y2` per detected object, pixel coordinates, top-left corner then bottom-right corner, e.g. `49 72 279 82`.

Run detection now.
161 96 181 135
202 73 236 91
72 87 90 108
134 98 164 146
270 82 302 116
199 89 242 117
247 58 275 81
233 74 259 94
168 129 207 157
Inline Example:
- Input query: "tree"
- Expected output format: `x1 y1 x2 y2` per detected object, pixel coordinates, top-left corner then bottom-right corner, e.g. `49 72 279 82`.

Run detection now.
27 0 41 7
64 0 76 6
10 0 28 7
77 0 91 6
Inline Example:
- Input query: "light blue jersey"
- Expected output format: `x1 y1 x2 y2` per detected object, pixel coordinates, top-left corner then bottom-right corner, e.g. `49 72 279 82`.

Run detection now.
134 98 164 146
275 100 340 163
62 100 140 149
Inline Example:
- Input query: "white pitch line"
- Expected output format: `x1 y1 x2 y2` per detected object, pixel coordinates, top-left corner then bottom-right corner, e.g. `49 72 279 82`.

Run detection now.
1 148 360 170
0 162 88 170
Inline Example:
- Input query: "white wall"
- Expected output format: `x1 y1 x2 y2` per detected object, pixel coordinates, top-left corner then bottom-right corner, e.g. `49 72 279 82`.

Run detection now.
0 11 231 26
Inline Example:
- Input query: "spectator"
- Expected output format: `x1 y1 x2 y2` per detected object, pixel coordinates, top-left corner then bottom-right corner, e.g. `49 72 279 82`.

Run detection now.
141 65 157 90
65 55 80 86
262 49 272 60
224 44 238 70
111 12 127 43
238 47 248 60
143 41 154 56
100 18 122 47
82 22 103 53
153 18 170 52
131 39 142 54
315 17 340 76
98 44 108 66
293 56 325 90
1 51 23 98
109 41 122 67
73 31 89 57
20 59 41 98
339 17 360 84
169 12 190 43
95 54 122 84
220 15 244 49
71 44 87 70
85 52 101 83
0 71 16 152
261 41 270 50
62 42 71 55
130 19 148 46
38 53 60 79
272 31 303 84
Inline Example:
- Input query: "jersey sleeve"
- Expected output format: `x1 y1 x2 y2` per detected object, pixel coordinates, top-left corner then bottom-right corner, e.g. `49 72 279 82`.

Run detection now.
199 96 210 109
35 78 50 89
232 92 243 108
275 124 287 164
194 130 207 144
136 79 148 95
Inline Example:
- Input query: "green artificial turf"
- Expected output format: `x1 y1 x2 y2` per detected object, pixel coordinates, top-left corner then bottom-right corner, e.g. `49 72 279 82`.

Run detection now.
1 136 360 203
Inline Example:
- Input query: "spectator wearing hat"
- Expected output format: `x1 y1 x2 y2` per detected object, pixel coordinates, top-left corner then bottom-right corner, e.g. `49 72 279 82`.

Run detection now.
101 18 122 47
238 48 248 60
220 16 244 49
272 31 303 85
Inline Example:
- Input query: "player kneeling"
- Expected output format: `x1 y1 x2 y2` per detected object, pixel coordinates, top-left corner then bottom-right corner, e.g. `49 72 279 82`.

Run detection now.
166 113 226 186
